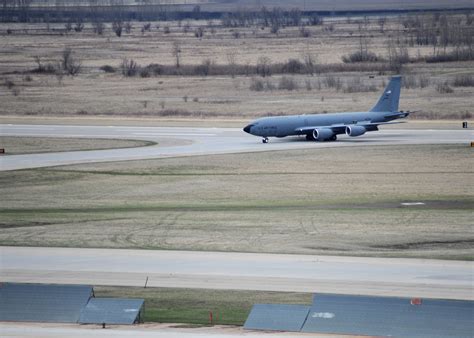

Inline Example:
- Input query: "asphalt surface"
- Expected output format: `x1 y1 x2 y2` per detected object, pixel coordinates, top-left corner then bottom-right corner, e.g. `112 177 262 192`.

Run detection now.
1 124 472 171
0 322 354 338
1 247 472 300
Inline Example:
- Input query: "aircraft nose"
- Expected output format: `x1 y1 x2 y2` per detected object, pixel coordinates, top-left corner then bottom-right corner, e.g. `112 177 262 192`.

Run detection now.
243 124 253 134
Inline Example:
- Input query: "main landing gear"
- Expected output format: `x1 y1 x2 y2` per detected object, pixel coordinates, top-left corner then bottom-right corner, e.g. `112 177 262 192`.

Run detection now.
262 137 269 143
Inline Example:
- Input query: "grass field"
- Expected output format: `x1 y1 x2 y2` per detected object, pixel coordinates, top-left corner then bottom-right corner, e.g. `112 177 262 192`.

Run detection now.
94 286 311 325
0 136 155 155
0 15 473 120
1 143 472 260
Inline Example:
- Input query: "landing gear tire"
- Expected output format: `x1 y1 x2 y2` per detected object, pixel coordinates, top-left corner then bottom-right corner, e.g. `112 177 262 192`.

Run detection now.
262 137 269 144
306 134 315 141
330 135 337 141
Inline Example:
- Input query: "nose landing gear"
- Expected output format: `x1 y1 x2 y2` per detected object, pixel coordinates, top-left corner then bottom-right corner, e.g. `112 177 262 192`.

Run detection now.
262 137 269 143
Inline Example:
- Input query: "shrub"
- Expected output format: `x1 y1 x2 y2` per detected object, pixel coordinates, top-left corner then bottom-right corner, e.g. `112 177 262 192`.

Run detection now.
344 77 377 93
308 14 323 26
113 21 123 37
5 79 15 89
142 23 151 32
32 56 57 74
278 76 299 91
92 20 105 35
194 59 212 76
139 67 151 78
323 75 342 90
299 26 311 37
342 51 379 63
74 19 84 32
61 48 81 76
270 24 280 34
249 78 265 91
436 82 454 94
121 59 138 77
283 59 305 74
426 49 474 63
452 74 474 87
125 22 133 34
403 75 418 89
256 56 271 77
100 65 116 73
194 27 204 38
418 75 430 88
143 63 163 76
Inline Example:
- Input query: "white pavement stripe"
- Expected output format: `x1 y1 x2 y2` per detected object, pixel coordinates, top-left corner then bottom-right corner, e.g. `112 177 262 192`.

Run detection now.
132 133 216 136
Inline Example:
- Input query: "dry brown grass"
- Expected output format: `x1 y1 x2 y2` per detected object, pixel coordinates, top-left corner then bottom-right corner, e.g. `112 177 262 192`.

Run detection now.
1 144 472 260
0 16 473 120
0 136 154 155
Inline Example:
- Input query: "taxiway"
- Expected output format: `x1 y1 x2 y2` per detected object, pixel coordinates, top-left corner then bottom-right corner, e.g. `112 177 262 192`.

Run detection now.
1 246 472 300
1 124 471 171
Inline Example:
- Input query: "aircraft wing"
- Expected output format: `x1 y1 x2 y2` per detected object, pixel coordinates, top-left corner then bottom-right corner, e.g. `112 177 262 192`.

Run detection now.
294 121 406 134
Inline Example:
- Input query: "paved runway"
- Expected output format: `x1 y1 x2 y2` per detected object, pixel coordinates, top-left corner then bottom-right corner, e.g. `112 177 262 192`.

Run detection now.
1 247 472 300
0 322 349 338
1 124 472 171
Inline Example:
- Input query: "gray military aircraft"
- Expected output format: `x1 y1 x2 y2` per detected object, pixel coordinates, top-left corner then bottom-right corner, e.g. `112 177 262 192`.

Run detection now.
243 76 411 143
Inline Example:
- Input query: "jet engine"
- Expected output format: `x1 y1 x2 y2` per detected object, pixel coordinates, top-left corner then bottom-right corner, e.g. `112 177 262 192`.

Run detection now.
312 128 335 141
345 125 367 137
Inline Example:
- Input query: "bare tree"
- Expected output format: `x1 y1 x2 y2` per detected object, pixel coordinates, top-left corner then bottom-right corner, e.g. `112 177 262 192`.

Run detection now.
378 17 387 33
194 27 204 38
61 48 81 76
112 20 123 37
141 22 151 34
74 19 84 33
302 52 318 75
65 19 73 33
172 41 181 68
92 19 105 35
124 22 132 34
256 56 271 77
226 53 237 78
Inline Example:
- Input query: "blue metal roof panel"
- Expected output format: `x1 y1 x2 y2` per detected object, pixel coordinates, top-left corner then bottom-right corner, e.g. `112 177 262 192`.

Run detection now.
0 283 92 323
243 304 310 332
302 293 474 338
79 298 144 325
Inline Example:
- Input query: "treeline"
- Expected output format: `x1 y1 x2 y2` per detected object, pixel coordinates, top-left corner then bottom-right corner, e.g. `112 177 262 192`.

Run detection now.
341 12 474 70
1 2 213 22
1 2 320 24
221 7 323 29
105 57 395 79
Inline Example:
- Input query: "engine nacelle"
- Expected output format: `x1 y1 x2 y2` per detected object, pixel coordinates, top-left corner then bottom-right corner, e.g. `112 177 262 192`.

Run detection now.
345 125 367 137
312 128 335 141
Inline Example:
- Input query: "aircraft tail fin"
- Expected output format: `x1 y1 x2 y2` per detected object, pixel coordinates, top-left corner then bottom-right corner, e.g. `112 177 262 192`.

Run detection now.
370 76 401 112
